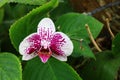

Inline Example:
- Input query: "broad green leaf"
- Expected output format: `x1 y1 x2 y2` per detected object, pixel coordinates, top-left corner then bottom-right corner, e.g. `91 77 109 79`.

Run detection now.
23 57 82 80
0 0 8 7
0 0 48 7
73 39 95 59
80 51 120 80
4 4 30 19
112 32 120 54
9 0 58 51
55 13 103 58
0 52 22 80
4 4 38 21
9 0 48 6
50 0 73 20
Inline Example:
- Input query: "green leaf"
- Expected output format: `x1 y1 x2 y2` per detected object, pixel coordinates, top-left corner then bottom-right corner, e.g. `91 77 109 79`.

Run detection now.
9 0 58 51
0 0 48 7
4 4 37 20
55 13 103 58
73 39 95 59
0 0 8 7
50 0 73 20
112 32 120 54
9 0 48 5
80 51 120 80
23 57 82 80
0 52 22 80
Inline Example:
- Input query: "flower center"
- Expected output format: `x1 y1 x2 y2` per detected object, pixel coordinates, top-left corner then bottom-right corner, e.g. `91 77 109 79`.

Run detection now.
38 46 51 54
41 40 50 49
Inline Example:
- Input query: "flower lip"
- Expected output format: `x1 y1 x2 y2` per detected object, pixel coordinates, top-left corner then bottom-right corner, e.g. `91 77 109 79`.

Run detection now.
38 46 52 63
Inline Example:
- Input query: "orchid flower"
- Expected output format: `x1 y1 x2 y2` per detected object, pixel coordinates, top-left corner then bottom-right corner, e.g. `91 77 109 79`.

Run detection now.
19 18 73 63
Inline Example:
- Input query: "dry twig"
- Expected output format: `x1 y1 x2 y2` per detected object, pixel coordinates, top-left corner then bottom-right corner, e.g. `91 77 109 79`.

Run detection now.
85 24 102 52
105 18 115 39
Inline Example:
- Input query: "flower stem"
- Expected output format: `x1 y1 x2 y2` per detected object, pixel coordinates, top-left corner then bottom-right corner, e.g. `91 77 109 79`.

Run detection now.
85 24 102 52
105 18 115 39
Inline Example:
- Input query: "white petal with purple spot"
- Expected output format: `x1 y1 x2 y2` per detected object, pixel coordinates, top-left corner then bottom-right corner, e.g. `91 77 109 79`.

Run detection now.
50 32 73 61
37 18 55 40
52 53 67 61
22 53 38 60
19 33 41 60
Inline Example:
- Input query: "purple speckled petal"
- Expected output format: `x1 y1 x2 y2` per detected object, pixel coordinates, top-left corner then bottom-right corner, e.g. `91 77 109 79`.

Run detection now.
50 32 73 61
19 33 41 60
37 18 55 41
22 53 38 60
52 53 67 61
